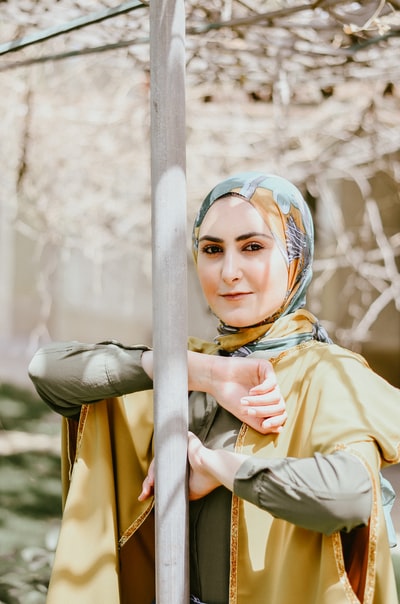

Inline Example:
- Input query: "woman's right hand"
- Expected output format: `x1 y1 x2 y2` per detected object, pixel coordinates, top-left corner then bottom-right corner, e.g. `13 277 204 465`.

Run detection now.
145 350 287 436
206 355 287 435
239 359 287 434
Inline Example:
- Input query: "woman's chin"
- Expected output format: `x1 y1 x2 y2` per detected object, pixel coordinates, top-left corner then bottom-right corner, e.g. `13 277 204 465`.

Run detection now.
216 312 259 329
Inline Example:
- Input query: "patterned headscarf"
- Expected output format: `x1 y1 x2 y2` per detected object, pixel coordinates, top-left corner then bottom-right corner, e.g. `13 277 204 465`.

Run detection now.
192 171 330 354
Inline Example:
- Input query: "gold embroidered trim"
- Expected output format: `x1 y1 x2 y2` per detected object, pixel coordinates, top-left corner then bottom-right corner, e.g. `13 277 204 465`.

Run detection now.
65 404 89 481
119 499 155 548
356 456 379 604
75 403 89 459
65 419 74 481
229 423 248 604
331 447 379 604
331 533 363 604
229 494 239 604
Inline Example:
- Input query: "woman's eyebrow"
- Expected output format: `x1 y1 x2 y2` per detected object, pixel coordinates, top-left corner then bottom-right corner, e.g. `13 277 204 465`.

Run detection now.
199 231 272 243
198 235 223 243
236 232 273 242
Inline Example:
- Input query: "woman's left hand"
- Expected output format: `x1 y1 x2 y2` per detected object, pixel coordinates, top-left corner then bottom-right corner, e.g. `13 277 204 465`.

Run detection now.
139 434 249 502
187 432 247 500
138 458 155 502
187 432 221 500
138 442 221 503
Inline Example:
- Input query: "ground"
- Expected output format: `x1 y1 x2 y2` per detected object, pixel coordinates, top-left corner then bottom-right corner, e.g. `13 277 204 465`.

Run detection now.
0 383 61 604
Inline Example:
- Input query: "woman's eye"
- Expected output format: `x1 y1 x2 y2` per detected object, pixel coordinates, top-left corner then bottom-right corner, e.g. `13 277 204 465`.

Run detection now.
201 244 222 255
244 242 263 252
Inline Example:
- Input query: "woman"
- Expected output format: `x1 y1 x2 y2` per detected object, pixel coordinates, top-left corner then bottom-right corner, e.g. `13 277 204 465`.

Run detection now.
29 172 400 603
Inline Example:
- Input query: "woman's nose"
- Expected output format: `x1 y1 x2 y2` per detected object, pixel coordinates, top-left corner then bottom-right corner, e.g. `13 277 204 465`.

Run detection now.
221 251 241 283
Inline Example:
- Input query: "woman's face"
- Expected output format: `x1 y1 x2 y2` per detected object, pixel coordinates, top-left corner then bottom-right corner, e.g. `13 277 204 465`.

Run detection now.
196 196 289 327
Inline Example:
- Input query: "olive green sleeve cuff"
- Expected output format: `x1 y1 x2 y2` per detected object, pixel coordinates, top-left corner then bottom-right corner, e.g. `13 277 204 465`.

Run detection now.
28 340 153 417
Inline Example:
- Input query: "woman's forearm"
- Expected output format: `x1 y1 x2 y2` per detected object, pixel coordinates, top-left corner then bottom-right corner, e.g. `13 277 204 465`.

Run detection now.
188 433 372 535
30 343 285 433
29 345 219 417
141 350 213 393
131 349 286 434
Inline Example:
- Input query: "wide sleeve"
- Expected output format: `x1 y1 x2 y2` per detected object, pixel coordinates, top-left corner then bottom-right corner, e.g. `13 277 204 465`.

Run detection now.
301 345 400 465
28 340 153 417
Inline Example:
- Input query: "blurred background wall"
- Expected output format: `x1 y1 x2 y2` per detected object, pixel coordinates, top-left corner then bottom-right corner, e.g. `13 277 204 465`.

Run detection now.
0 0 399 387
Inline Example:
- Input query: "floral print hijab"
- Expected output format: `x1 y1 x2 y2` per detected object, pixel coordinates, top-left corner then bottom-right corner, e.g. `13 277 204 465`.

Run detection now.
192 171 331 354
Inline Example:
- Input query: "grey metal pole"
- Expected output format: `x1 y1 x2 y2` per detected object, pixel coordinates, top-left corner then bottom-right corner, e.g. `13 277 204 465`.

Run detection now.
149 1 189 603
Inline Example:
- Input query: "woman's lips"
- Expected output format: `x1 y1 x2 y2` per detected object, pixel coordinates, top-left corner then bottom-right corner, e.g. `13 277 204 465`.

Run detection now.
220 292 251 301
